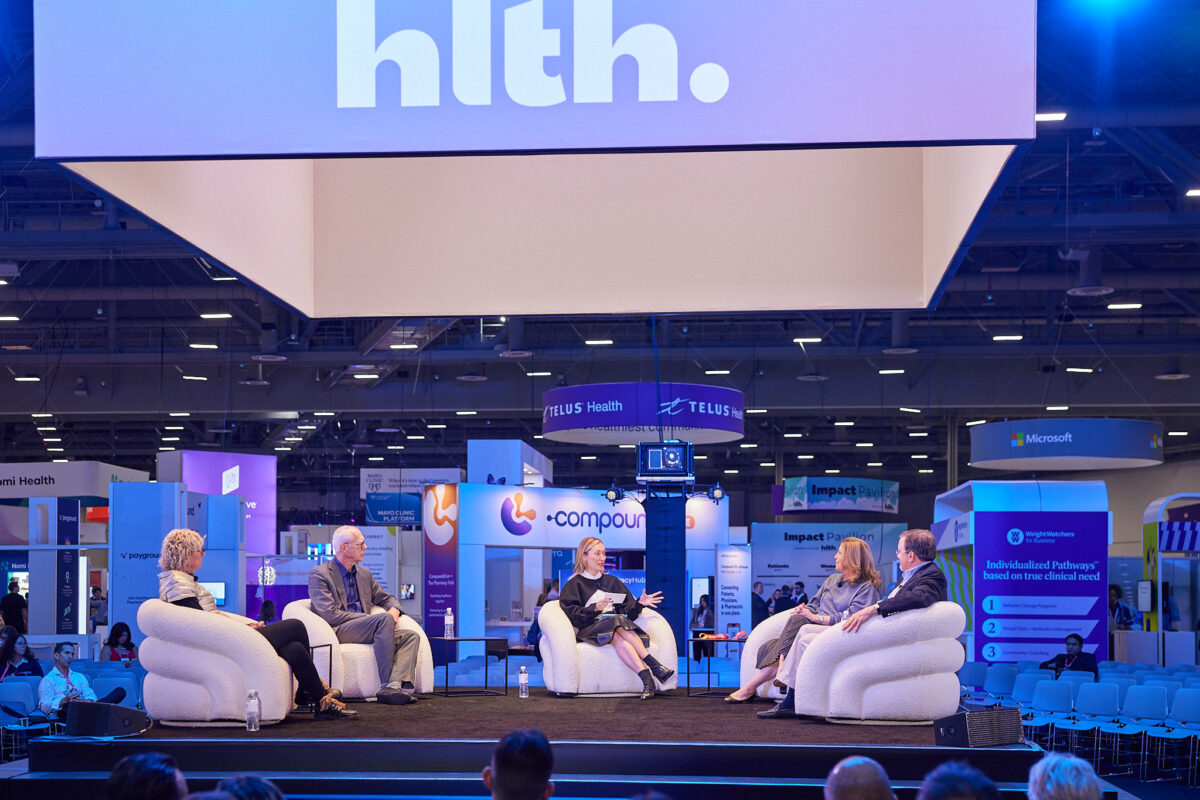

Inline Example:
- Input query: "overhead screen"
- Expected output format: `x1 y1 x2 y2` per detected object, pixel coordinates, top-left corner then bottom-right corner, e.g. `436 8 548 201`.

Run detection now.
35 0 1034 159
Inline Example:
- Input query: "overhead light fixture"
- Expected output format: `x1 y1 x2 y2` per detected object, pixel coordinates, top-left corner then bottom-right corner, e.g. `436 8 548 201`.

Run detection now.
526 371 552 377
533 435 544 439
297 424 317 430
618 444 636 449
723 469 739 475
694 455 708 460
745 408 767 414
834 421 854 427
284 436 303 442
189 343 219 350
867 461 883 467
158 447 175 452
406 435 425 440
855 442 873 447
793 337 821 344
1106 302 1142 310
784 433 805 438
585 339 613 346
313 411 336 417
965 419 987 427
211 275 238 282
992 334 1023 342
427 423 447 429
456 410 477 416
375 427 400 433
368 456 385 462
796 372 829 382
387 445 405 450
1167 431 1188 437
31 413 54 419
0 281 7 287
46 447 65 452
911 454 928 460
389 343 419 350
705 369 731 375
878 369 905 375
14 375 40 382
909 432 928 438
0 316 20 322
35 425 55 432
169 412 190 417
274 446 291 452
918 468 934 474
759 461 775 467
42 437 62 442
161 436 180 442
580 455 597 461
741 443 758 449
1046 405 1069 411
181 375 207 381
825 469 840 474
899 407 921 414
1187 189 1200 197
52 458 68 463
352 373 379 380
1034 111 1067 122
796 454 814 460
1066 367 1094 374
199 313 233 320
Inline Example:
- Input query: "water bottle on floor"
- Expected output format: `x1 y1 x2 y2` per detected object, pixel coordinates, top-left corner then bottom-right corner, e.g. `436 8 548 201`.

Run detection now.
518 666 529 698
245 689 261 732
444 607 455 638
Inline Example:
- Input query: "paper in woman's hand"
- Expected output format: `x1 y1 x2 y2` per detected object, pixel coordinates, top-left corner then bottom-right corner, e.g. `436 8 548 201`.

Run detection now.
586 589 626 607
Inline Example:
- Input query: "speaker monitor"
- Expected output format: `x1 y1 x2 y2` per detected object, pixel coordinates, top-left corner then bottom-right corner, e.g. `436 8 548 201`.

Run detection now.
64 701 151 737
934 707 1023 748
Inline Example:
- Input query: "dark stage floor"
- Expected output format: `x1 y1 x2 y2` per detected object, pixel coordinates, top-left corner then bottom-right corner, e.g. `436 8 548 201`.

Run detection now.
142 687 938 746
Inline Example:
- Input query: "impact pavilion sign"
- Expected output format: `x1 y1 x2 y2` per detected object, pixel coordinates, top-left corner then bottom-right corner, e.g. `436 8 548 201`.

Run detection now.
35 1 1035 318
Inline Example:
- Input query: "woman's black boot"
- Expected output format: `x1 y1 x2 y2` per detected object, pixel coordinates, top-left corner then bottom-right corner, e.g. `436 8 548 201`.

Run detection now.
643 654 675 684
638 668 655 700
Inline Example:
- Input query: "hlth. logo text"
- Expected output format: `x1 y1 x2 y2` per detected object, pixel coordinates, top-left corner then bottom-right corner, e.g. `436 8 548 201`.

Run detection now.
337 0 730 109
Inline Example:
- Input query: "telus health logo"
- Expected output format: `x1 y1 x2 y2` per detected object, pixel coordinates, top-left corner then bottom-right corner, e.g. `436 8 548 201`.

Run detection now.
336 0 731 109
500 492 537 536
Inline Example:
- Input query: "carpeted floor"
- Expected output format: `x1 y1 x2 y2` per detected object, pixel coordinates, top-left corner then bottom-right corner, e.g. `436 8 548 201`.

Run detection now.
142 687 936 745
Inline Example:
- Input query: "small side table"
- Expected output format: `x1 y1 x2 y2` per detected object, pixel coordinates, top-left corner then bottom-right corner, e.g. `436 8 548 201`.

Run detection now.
685 637 743 697
429 636 509 696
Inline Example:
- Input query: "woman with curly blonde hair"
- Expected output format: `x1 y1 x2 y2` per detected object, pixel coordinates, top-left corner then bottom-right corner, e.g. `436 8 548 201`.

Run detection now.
726 536 881 705
157 528 356 720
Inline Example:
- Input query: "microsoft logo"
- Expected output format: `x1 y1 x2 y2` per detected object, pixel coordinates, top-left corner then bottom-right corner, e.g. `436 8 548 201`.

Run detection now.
1011 433 1024 447
1150 434 1161 449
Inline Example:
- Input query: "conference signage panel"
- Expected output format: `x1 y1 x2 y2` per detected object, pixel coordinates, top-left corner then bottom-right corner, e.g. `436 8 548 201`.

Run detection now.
422 484 459 638
157 450 278 555
361 467 463 524
542 382 743 444
716 544 752 638
969 419 1163 471
750 522 905 600
781 477 899 514
973 510 1109 663
0 461 149 502
454 482 729 549
35 1 1034 159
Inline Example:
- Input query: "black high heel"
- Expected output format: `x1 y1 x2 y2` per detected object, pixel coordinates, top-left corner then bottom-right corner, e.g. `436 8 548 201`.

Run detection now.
314 694 359 720
649 663 675 684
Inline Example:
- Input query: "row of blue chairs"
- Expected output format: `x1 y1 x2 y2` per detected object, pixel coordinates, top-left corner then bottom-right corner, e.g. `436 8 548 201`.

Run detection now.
0 671 143 719
1023 681 1200 784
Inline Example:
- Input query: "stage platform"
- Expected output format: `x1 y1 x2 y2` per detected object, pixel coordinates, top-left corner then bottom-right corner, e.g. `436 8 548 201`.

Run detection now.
1 689 1051 800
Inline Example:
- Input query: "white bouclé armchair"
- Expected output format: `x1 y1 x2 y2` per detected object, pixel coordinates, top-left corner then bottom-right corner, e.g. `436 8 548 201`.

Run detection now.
137 598 293 727
282 599 434 698
538 600 679 696
739 601 966 722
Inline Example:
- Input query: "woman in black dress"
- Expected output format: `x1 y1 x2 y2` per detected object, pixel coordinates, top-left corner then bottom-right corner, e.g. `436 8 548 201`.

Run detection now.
0 631 42 679
557 536 674 699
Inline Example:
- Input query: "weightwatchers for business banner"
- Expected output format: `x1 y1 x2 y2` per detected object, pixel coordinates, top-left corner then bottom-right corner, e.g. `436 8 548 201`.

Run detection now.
974 511 1110 663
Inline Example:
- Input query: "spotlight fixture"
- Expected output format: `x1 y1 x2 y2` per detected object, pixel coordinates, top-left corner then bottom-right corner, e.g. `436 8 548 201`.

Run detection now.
706 483 726 503
604 483 625 504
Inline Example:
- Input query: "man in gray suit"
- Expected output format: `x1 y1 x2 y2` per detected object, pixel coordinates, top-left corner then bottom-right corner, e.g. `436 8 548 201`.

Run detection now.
309 525 421 705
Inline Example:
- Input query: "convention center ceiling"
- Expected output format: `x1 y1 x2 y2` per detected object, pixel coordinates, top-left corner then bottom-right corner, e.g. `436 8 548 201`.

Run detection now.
0 1 1198 508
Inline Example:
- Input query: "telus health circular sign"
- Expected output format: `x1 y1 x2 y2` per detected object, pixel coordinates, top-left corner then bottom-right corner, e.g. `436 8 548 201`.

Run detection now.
542 382 743 445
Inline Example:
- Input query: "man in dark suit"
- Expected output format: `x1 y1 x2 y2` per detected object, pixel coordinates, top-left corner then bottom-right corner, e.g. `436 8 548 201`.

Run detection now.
758 528 948 719
773 585 796 614
309 525 421 704
841 528 948 632
1039 634 1099 680
751 581 769 630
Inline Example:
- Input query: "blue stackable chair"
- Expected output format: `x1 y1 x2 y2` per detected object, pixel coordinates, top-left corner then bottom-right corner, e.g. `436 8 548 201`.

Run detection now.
1058 669 1096 701
1055 681 1120 768
1145 679 1183 708
1016 660 1042 673
957 661 988 699
1005 672 1044 709
981 663 1018 704
92 674 139 709
1098 675 1136 708
0 682 36 718
1098 684 1169 779
1145 688 1200 784
1022 679 1074 748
